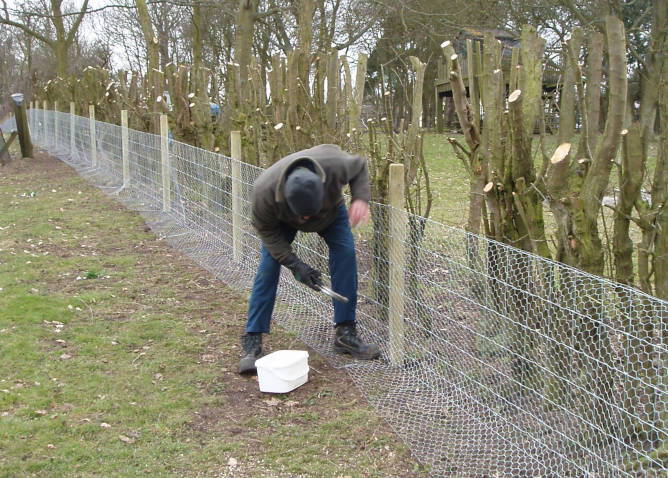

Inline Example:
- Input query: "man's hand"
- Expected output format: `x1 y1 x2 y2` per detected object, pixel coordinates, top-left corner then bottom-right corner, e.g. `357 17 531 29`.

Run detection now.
287 259 323 290
348 199 369 228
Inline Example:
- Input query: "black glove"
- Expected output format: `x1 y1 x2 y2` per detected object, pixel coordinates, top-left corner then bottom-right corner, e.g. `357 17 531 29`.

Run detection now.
285 256 323 290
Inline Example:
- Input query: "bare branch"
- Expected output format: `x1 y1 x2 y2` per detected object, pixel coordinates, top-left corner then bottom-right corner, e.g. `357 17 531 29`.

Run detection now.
65 0 90 46
0 15 54 46
1 0 220 20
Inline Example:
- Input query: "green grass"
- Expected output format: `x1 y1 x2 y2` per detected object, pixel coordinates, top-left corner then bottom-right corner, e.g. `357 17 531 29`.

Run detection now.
422 133 470 227
0 220 217 475
0 153 427 476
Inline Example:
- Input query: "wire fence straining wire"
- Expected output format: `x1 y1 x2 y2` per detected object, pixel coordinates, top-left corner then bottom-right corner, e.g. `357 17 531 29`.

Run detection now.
8 110 667 477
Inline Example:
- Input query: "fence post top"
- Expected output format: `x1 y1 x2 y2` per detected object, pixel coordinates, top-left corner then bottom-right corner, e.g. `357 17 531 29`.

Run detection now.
389 163 404 172
10 93 24 105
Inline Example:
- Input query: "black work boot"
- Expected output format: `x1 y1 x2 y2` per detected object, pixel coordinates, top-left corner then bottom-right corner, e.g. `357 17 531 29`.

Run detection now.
238 333 263 374
333 322 380 360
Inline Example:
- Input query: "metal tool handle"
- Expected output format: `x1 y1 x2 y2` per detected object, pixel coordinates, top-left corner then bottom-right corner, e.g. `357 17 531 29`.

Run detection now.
318 284 349 303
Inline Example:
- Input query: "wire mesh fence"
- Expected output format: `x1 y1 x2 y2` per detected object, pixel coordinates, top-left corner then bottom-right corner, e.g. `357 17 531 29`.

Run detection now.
8 109 667 477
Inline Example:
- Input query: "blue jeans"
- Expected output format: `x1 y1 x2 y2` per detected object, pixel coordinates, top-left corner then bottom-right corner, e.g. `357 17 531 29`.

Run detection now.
245 204 358 333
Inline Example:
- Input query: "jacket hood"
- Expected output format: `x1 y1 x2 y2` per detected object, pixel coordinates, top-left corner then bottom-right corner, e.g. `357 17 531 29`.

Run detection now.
274 155 327 204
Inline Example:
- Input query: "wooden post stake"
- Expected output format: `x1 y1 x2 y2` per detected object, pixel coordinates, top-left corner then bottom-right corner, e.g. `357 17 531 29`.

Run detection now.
388 163 407 366
10 93 33 158
42 100 47 140
121 110 130 186
69 102 75 155
160 114 170 212
231 130 242 262
0 130 16 166
89 105 97 168
54 101 59 146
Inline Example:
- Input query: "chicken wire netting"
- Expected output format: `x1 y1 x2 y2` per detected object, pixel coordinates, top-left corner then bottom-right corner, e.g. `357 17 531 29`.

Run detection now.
9 110 667 477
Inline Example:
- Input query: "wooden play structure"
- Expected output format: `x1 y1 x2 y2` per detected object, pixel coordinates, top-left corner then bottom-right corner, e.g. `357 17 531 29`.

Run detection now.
434 28 561 132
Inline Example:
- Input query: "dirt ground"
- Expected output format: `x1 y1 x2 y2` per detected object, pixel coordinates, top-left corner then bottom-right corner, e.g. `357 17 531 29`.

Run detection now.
1 151 427 477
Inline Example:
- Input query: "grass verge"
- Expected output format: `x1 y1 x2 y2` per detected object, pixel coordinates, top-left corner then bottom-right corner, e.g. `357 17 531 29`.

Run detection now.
0 152 427 477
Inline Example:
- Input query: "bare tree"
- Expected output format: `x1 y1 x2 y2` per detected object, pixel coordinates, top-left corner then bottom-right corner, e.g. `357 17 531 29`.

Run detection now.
1 0 90 77
0 25 22 99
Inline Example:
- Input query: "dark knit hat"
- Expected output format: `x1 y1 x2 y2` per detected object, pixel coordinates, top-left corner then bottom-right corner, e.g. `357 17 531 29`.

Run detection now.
284 167 324 216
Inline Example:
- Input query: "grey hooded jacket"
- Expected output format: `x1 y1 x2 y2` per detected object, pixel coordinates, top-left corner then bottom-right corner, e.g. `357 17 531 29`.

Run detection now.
251 144 371 265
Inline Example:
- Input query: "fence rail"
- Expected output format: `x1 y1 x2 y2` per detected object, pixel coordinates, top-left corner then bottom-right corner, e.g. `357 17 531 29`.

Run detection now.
6 109 666 477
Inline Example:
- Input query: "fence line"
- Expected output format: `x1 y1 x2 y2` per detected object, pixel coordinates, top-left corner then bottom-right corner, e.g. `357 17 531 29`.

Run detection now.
6 109 666 477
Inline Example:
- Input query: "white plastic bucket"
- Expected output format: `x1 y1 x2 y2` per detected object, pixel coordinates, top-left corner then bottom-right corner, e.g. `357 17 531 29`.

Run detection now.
255 350 309 393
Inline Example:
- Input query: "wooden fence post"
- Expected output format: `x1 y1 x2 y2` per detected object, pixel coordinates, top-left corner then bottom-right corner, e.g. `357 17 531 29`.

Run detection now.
0 130 15 166
54 101 59 146
388 163 407 366
121 110 130 186
160 114 170 212
10 93 33 158
70 102 75 155
89 105 97 168
42 100 47 140
231 130 242 262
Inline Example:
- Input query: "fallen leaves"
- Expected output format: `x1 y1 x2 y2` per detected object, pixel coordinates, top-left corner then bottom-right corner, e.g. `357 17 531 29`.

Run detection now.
44 320 65 333
262 398 300 408
118 435 135 444
200 354 215 363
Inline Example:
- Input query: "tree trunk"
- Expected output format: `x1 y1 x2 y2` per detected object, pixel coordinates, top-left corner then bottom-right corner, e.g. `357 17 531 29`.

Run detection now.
192 2 202 71
548 16 627 276
326 49 338 133
51 0 68 77
349 52 367 134
157 2 169 72
638 0 666 142
515 27 550 259
653 75 668 300
234 0 256 90
135 0 159 74
614 124 644 286
520 27 544 139
557 28 582 144
578 16 627 275
585 31 604 150
54 41 68 78
296 0 314 90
